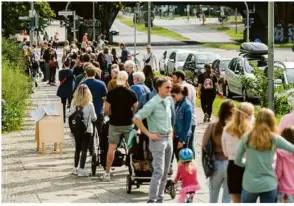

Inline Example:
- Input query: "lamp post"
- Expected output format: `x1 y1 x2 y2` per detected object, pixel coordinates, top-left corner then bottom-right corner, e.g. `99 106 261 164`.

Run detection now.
244 2 250 42
268 2 274 110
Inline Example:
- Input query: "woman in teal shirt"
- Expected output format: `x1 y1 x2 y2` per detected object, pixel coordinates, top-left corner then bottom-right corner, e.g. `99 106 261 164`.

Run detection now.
235 108 294 203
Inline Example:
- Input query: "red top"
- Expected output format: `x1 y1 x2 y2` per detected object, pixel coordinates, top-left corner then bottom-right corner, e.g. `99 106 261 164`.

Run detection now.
174 164 199 188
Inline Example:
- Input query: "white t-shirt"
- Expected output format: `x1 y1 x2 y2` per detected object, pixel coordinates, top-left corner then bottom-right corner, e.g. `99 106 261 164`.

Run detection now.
143 52 157 69
105 54 113 65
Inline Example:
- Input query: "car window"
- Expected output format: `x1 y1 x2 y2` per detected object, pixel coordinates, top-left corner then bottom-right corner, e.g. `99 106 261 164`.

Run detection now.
177 52 189 62
245 60 254 73
186 54 192 62
195 53 220 64
286 69 294 84
219 60 231 71
228 58 238 72
170 52 176 60
235 59 244 74
163 51 167 59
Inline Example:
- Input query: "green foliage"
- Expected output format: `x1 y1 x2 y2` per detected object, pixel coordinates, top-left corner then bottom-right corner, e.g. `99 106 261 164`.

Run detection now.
2 39 32 132
241 66 293 115
1 2 55 37
2 38 26 70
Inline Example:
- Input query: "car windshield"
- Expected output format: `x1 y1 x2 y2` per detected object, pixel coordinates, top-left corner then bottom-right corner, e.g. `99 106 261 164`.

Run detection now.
196 53 220 64
219 60 231 71
286 69 294 84
177 53 189 62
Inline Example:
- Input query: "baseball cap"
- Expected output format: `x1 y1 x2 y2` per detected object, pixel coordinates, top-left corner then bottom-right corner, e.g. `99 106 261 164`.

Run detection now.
146 45 151 49
116 71 129 86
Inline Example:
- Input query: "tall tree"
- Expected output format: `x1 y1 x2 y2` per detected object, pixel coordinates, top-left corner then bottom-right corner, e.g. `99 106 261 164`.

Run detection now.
1 2 56 37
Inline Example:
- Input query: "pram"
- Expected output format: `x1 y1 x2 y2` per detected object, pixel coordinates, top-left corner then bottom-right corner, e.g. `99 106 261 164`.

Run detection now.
91 120 128 175
125 130 176 199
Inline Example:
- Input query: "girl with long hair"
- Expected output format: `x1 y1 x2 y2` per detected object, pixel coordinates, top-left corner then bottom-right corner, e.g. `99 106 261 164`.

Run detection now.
222 102 255 203
235 108 294 203
70 84 97 177
202 100 235 203
143 65 155 91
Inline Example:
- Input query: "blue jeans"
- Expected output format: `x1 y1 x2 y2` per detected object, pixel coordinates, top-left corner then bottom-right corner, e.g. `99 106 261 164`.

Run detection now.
209 160 231 203
241 188 277 203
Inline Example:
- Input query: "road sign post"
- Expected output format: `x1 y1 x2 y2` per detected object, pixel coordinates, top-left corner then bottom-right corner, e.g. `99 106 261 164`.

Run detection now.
58 11 74 16
58 10 74 40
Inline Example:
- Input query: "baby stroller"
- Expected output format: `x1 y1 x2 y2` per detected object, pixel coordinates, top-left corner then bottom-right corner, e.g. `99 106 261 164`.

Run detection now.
125 131 176 199
91 119 128 175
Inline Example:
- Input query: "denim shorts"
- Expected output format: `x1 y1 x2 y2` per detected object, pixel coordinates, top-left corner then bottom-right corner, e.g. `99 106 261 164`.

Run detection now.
277 193 294 203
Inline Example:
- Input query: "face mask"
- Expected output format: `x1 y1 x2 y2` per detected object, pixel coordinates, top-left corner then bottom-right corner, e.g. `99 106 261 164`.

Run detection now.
248 116 255 125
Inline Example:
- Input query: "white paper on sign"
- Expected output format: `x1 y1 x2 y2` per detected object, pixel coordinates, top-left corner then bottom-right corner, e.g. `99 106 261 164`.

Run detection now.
41 104 60 116
31 107 46 122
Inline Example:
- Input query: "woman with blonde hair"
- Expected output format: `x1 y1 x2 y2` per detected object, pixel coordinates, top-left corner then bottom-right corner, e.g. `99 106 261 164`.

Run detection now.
69 84 97 177
235 108 294 203
222 102 255 203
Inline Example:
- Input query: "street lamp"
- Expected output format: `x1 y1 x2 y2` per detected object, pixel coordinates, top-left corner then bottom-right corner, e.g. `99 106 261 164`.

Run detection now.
268 2 274 110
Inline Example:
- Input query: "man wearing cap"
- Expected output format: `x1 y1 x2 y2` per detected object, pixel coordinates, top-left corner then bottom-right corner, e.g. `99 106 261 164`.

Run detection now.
143 45 158 71
100 71 138 181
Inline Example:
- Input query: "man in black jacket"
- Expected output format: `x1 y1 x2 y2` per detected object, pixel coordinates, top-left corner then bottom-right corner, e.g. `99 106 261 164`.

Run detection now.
43 43 57 84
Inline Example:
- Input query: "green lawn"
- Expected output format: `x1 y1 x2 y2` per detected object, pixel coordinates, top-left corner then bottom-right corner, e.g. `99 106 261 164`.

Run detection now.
202 43 240 50
207 25 243 41
116 15 190 41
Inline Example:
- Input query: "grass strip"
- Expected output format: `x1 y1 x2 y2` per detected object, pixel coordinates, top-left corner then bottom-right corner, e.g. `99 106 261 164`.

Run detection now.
117 15 190 41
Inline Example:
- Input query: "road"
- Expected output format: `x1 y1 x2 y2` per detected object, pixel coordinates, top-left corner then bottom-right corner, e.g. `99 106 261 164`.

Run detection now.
153 18 235 43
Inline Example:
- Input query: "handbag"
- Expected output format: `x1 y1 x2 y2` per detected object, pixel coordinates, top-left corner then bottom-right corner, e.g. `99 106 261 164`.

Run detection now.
202 122 216 178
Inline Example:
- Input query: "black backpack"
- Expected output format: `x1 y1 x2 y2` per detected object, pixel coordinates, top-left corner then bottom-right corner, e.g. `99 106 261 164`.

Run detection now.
202 122 216 178
68 107 86 136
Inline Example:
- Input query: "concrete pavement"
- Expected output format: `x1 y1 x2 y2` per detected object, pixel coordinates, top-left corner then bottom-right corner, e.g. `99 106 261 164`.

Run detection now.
2 49 217 203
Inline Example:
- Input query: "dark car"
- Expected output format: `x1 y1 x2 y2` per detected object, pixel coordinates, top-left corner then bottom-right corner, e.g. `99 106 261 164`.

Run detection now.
182 52 221 86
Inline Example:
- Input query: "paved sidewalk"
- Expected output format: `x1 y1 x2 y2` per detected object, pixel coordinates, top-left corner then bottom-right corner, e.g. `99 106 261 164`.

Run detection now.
2 66 222 203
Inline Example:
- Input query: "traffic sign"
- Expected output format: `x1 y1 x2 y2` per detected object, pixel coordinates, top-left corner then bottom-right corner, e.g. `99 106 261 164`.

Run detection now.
19 16 29 20
58 11 73 16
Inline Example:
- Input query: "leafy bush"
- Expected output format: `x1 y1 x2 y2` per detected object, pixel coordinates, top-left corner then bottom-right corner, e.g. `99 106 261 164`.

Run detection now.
2 39 32 132
241 66 293 115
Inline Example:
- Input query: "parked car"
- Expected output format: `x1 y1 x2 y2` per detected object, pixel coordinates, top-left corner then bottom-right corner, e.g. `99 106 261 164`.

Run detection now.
159 49 173 74
274 61 294 85
225 42 270 101
166 50 191 76
182 52 221 85
212 58 232 95
110 26 119 35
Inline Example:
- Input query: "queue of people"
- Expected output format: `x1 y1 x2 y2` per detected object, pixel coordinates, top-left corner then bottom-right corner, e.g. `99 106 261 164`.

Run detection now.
47 39 294 203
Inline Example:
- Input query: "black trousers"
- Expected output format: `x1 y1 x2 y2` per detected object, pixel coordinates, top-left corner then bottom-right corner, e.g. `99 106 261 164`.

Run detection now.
200 92 216 118
61 97 72 123
49 67 56 83
74 132 92 169
88 114 104 155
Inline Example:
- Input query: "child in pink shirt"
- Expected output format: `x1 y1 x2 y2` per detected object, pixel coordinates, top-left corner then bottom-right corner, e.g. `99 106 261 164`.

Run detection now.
275 126 294 203
174 148 200 203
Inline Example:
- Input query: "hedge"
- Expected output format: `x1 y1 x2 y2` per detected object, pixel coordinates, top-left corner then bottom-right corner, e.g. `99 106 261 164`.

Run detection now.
2 39 32 132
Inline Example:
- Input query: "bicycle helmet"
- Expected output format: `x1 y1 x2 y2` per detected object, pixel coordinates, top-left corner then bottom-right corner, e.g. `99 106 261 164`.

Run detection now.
179 148 193 162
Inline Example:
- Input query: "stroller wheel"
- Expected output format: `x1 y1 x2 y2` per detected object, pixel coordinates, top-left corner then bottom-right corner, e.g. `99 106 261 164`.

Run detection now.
165 180 176 199
126 175 132 194
91 153 97 176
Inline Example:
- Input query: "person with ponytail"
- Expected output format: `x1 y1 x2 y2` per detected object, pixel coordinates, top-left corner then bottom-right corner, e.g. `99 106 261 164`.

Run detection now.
171 84 193 160
222 102 255 203
202 100 235 203
235 108 294 203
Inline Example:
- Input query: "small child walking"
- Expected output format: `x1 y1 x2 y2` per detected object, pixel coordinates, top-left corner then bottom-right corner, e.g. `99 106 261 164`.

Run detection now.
174 148 201 203
275 126 294 203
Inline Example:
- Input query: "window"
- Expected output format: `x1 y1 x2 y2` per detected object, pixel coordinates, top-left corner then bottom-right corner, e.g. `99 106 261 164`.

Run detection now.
163 51 167 59
170 52 176 60
286 69 294 84
228 58 238 72
177 52 189 62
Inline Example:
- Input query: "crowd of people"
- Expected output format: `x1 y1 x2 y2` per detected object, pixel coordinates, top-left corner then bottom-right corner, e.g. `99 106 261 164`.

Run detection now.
24 36 294 203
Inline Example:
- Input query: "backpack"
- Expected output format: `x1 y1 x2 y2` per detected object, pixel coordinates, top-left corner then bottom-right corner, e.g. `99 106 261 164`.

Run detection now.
202 122 216 178
68 107 87 136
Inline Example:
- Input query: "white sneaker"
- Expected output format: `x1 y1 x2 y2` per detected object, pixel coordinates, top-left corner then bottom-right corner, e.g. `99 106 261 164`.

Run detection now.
77 168 89 177
99 173 110 181
72 167 78 175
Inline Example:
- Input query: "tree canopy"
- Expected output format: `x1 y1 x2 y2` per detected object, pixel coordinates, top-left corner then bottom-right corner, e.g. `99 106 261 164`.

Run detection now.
1 2 56 37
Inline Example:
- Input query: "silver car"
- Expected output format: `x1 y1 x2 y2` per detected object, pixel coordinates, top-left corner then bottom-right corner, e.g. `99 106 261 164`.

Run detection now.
159 50 173 74
166 50 191 76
